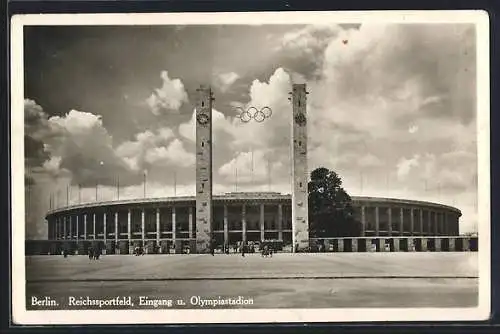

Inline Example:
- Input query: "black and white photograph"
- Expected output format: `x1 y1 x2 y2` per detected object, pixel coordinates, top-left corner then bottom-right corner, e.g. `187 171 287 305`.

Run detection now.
11 11 490 324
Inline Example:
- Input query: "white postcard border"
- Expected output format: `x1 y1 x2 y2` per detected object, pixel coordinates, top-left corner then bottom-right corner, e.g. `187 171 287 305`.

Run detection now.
10 10 491 324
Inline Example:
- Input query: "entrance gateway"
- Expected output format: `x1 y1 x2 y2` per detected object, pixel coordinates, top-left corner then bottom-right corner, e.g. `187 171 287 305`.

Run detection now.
194 84 310 253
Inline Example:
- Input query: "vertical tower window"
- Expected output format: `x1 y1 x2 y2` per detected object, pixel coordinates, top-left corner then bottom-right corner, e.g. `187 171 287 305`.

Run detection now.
202 101 204 107
201 141 204 147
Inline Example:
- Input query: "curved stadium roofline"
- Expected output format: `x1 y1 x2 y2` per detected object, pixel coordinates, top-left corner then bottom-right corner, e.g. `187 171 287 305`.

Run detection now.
46 192 461 218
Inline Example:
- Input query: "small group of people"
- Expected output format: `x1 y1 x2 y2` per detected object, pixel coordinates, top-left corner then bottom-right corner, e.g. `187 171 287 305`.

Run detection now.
133 246 145 256
88 247 101 260
261 244 273 258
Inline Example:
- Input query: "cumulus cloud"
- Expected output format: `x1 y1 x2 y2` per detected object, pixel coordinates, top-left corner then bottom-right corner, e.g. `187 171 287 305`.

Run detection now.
42 109 135 186
146 70 188 115
214 71 240 92
145 139 195 168
218 149 285 184
396 154 420 180
280 25 341 57
24 23 479 236
24 99 51 168
116 127 194 172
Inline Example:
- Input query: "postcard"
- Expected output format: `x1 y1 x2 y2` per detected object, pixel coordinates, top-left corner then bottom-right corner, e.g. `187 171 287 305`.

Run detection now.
11 10 490 324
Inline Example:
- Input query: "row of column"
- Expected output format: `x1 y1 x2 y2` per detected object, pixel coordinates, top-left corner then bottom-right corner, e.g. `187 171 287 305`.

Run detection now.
360 206 458 236
318 237 473 252
52 206 191 245
51 203 287 244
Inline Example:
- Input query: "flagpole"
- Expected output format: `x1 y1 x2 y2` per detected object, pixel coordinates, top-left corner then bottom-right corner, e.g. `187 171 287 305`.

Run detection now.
235 155 238 192
117 175 120 200
173 171 177 196
267 156 271 191
360 171 363 195
251 148 254 186
143 171 147 198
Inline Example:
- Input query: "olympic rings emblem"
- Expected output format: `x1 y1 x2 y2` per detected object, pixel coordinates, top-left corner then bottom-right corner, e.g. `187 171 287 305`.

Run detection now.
234 106 272 123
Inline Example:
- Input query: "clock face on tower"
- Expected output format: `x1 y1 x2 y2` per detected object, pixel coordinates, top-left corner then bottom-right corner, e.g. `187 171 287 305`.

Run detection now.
197 113 209 126
295 113 306 126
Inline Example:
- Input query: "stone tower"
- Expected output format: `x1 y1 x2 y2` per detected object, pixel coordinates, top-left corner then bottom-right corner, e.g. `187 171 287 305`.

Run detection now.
195 86 213 254
291 83 309 252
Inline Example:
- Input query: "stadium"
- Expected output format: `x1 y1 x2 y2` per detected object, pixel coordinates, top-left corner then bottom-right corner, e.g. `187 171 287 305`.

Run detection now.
26 85 478 255
28 191 478 255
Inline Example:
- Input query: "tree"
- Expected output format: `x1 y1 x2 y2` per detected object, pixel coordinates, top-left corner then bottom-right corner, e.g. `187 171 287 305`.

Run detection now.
308 167 362 237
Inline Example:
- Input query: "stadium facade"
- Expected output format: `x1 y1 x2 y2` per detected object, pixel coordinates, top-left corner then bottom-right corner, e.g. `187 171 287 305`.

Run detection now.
34 192 477 255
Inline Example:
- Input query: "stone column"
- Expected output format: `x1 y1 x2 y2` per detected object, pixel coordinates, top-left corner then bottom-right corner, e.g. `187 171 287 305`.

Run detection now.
393 237 400 252
63 216 67 239
84 214 87 240
338 239 344 252
223 204 228 245
156 207 161 244
360 205 366 237
410 208 415 235
408 237 414 252
278 204 283 241
188 207 193 239
172 206 176 245
352 238 358 252
260 204 265 242
127 209 131 240
462 237 470 251
435 237 441 251
375 206 380 236
115 212 119 243
387 207 392 236
69 216 73 240
92 213 96 240
103 212 107 244
399 208 404 236
141 209 145 243
449 237 455 251
421 237 428 251
242 204 247 243
195 86 214 254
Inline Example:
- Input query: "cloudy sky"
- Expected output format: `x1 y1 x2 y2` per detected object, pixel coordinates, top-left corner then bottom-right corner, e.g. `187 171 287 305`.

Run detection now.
23 23 478 238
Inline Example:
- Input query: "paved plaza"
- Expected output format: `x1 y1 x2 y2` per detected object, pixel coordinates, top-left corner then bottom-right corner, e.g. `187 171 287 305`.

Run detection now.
26 252 478 309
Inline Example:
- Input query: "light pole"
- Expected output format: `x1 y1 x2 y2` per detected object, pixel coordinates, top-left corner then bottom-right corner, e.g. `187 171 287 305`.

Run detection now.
96 160 104 202
117 174 120 200
234 106 272 191
143 170 147 198
173 171 177 196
